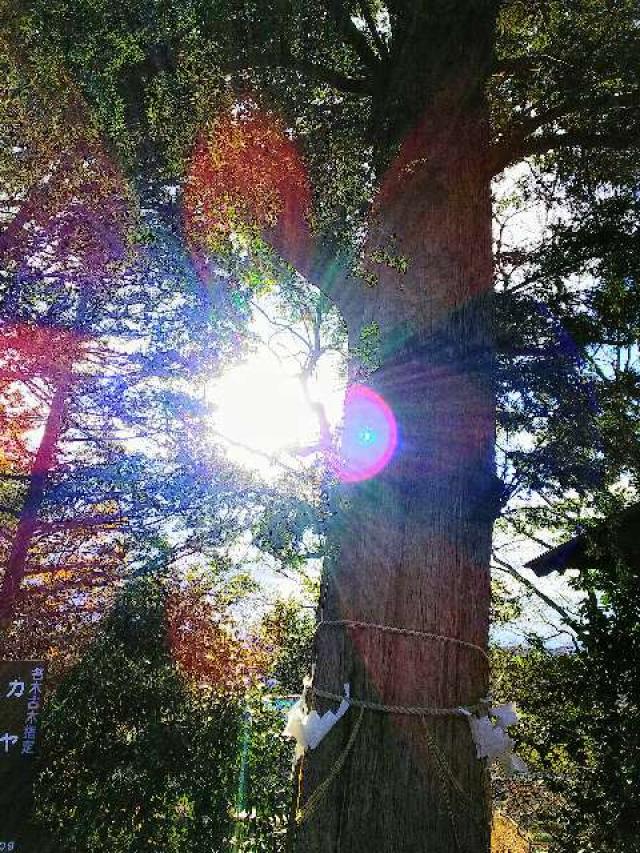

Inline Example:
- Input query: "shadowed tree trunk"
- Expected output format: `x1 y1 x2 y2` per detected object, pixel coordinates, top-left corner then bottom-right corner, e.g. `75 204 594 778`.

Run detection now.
0 288 88 629
0 369 76 626
292 10 499 852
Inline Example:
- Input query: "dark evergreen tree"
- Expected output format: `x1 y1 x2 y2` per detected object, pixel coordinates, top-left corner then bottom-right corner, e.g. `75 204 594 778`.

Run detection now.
35 577 242 852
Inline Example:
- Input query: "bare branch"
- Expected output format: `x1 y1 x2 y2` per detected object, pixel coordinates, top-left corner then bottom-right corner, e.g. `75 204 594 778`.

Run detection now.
209 427 302 474
492 552 583 637
251 300 312 353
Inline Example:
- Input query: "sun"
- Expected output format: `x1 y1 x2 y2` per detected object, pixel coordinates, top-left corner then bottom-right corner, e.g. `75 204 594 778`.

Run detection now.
209 342 345 477
207 294 401 482
212 354 315 455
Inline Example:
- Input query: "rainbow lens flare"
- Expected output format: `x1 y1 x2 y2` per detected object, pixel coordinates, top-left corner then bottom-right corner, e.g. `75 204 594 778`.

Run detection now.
334 385 398 482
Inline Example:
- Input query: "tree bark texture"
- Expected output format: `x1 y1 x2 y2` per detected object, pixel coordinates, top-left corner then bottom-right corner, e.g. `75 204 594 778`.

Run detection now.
293 79 497 853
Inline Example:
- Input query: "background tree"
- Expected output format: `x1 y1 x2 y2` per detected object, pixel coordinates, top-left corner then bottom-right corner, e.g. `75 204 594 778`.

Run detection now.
227 598 315 853
0 39 265 668
487 48 640 851
35 575 245 853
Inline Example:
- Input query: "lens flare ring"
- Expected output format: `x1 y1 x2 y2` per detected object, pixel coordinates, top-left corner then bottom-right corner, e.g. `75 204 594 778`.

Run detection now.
333 385 398 482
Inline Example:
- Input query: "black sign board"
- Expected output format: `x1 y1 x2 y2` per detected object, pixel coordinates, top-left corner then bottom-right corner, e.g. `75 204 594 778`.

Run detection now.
0 661 47 852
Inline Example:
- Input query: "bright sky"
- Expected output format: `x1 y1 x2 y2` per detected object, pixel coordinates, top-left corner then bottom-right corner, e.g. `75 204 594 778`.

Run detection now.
208 294 346 478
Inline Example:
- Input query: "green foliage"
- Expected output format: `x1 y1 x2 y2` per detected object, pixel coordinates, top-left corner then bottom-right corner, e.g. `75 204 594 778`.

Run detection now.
354 321 382 372
492 0 639 156
259 598 315 695
10 0 228 179
493 91 640 503
253 499 323 573
491 522 640 853
558 535 640 853
230 697 293 852
223 597 315 852
490 644 580 844
34 577 243 852
490 578 523 626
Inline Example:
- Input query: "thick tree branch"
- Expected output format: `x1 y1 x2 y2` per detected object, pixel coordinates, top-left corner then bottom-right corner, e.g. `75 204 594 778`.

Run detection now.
33 514 125 535
0 148 78 258
491 128 640 174
226 50 373 95
524 127 639 157
279 51 374 94
492 53 571 77
323 0 381 72
490 90 640 174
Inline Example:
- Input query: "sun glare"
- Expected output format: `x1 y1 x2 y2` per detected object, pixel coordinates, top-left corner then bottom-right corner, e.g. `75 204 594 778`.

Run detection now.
209 344 345 476
333 385 398 482
209 292 397 482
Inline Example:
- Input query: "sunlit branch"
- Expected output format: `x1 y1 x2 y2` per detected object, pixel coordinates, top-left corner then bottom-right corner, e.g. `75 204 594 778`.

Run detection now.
358 1 389 60
29 575 117 595
299 370 334 456
24 561 122 576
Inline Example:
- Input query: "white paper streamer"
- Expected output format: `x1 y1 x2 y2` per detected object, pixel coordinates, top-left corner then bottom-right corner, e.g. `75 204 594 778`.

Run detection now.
491 701 520 729
459 700 527 775
284 683 351 760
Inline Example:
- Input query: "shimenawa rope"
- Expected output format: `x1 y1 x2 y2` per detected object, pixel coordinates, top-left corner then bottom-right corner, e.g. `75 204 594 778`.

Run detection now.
294 618 489 837
318 619 490 663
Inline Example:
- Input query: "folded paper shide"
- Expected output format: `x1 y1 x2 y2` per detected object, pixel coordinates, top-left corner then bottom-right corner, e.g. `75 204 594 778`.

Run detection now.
284 681 351 760
460 701 528 775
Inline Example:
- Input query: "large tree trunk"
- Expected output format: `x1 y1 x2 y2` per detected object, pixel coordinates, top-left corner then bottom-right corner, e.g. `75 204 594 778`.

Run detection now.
292 86 496 853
